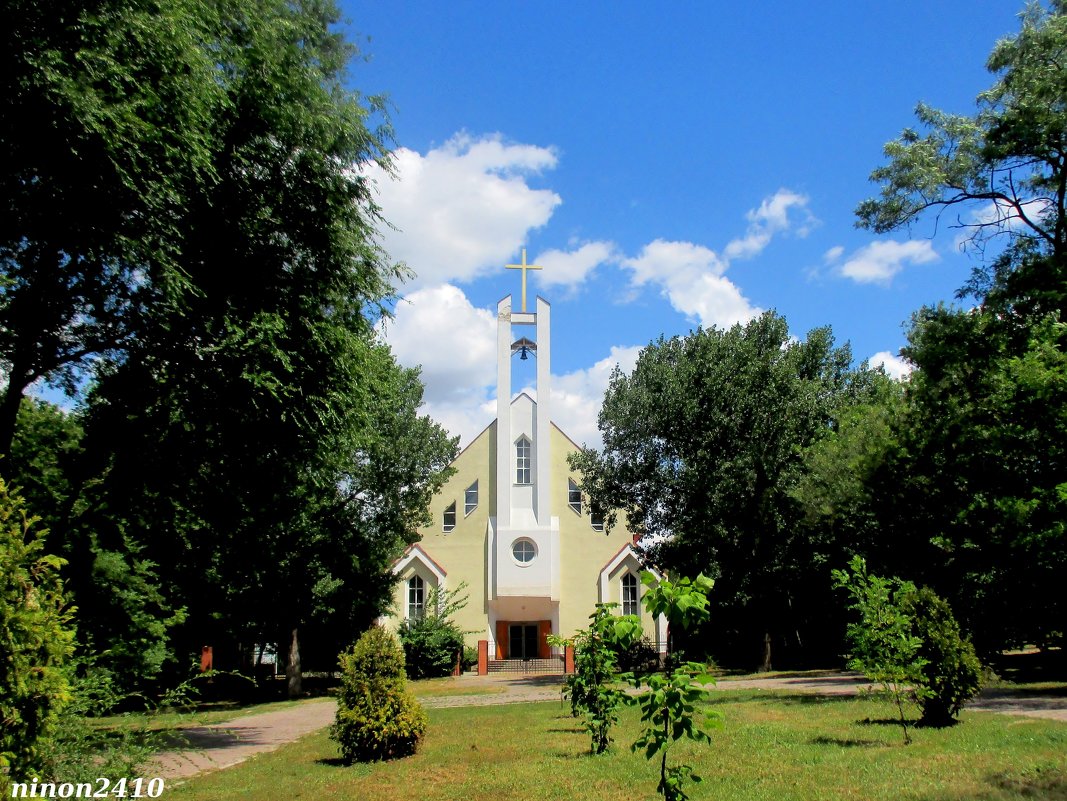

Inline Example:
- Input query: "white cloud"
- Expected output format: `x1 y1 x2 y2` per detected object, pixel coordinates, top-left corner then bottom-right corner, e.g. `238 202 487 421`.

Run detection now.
723 189 814 261
379 283 496 408
823 245 845 263
364 133 562 289
380 283 640 449
533 241 616 290
621 239 761 329
869 350 913 380
837 240 939 285
548 345 642 449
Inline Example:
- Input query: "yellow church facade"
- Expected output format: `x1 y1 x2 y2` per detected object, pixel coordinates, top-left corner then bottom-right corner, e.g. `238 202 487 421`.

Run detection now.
385 259 665 668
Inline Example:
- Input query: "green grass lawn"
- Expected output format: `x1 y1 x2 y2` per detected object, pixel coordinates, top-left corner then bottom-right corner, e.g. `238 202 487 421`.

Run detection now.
93 698 310 732
165 690 1066 801
409 677 507 698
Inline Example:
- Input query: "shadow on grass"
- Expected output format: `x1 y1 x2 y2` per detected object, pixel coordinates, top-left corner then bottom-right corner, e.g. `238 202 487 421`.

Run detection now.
810 735 881 748
316 756 348 767
987 765 1067 801
545 727 584 734
707 692 859 707
857 717 917 728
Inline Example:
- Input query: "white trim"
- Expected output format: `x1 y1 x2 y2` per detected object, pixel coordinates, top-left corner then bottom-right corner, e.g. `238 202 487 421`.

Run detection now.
393 545 447 587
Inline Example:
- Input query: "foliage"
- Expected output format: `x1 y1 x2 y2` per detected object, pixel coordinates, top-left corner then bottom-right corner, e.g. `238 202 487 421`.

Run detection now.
35 657 203 785
398 583 469 680
0 479 74 789
856 2 1067 318
900 586 983 729
832 557 926 744
893 310 1066 653
833 559 984 740
54 0 456 695
623 573 720 801
845 4 1067 656
571 311 880 668
615 636 662 675
560 604 642 754
0 0 224 460
332 626 427 763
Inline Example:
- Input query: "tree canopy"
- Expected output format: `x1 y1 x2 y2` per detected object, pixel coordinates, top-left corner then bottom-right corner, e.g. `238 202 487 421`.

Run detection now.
571 312 881 668
850 2 1067 653
2 0 457 695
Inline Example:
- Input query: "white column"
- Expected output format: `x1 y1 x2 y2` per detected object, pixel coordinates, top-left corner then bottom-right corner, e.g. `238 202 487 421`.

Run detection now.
495 296 512 528
535 297 551 524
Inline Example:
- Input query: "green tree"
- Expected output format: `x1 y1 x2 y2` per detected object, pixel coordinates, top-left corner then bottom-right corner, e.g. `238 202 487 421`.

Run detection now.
571 311 879 669
856 2 1067 317
559 604 642 755
0 479 74 790
855 2 1067 654
832 557 926 745
332 626 427 763
833 558 982 741
892 310 1066 651
625 573 720 801
64 0 456 695
0 0 223 461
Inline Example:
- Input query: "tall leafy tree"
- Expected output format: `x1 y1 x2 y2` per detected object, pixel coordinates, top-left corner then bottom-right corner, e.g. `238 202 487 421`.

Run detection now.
571 312 878 669
856 3 1067 652
68 0 456 694
0 0 223 461
857 1 1067 317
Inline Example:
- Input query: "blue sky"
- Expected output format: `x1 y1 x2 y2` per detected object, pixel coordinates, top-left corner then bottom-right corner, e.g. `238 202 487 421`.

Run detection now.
355 4 1026 447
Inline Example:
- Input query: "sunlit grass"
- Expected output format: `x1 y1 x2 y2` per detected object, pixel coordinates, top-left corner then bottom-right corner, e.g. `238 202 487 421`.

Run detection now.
165 690 1067 801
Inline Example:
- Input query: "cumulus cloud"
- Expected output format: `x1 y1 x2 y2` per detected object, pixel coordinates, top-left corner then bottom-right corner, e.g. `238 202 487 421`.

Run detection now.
546 345 642 449
829 240 939 285
869 350 913 380
621 239 761 329
723 189 814 260
379 283 496 407
364 133 562 289
380 283 640 449
533 241 616 290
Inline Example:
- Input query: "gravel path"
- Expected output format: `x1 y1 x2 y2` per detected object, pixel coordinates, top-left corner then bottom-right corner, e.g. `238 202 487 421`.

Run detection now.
149 672 1066 781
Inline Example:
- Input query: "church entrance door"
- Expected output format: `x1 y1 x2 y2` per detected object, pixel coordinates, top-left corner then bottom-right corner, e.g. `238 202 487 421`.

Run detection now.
508 623 539 659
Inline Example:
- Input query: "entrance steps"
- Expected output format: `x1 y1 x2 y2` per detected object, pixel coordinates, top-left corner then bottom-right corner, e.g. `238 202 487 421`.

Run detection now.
487 657 565 674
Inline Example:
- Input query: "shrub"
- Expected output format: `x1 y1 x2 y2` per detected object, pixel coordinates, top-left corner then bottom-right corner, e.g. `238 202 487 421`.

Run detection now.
901 586 982 728
461 645 478 672
0 479 74 791
397 582 468 679
399 614 464 679
615 635 662 675
332 626 427 762
834 557 983 742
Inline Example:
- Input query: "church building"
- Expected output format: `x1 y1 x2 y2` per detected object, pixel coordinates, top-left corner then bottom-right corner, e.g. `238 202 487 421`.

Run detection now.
387 254 665 667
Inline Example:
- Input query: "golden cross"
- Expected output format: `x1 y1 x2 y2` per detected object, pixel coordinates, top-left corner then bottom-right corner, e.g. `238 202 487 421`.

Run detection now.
505 248 543 312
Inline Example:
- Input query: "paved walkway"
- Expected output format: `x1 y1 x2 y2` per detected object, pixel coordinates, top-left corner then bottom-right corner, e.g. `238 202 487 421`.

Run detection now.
149 672 1067 781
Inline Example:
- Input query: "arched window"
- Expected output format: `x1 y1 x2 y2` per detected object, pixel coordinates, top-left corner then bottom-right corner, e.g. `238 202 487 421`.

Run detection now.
407 575 425 620
622 573 639 616
515 436 532 484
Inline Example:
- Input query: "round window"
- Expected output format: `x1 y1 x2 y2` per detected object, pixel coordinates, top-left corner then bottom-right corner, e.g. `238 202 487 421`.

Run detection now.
512 538 536 564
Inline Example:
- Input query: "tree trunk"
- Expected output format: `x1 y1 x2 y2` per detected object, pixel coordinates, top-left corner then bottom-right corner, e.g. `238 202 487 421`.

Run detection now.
286 626 302 699
0 373 28 468
758 631 773 673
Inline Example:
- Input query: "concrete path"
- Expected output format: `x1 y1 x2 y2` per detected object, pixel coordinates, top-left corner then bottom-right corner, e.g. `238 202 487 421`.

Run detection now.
149 672 1066 781
149 699 336 780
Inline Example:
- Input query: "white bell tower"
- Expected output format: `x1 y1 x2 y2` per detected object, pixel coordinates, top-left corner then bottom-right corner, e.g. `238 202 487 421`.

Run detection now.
487 250 561 627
